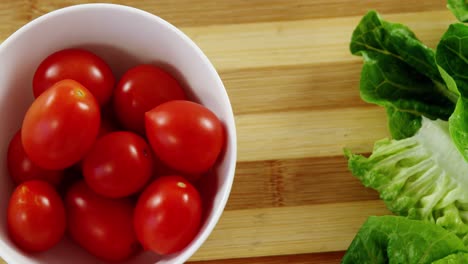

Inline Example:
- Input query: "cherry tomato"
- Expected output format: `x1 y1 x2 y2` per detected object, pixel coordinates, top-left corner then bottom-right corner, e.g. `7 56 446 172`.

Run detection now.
7 130 63 186
7 180 66 252
33 48 115 106
66 181 140 261
83 131 153 198
145 100 224 175
22 79 100 170
134 175 202 255
113 64 187 134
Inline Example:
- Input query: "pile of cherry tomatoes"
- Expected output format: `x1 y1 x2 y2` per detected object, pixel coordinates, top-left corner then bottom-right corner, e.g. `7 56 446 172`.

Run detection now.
6 49 225 261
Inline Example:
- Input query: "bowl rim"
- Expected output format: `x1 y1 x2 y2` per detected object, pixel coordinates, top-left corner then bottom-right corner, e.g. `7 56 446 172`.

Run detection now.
0 3 237 264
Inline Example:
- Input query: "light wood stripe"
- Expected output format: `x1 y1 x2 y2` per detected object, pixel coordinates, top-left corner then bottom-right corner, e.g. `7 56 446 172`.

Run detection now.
226 156 378 211
236 106 388 162
222 61 365 115
31 0 445 27
189 251 345 264
190 200 389 261
180 11 455 71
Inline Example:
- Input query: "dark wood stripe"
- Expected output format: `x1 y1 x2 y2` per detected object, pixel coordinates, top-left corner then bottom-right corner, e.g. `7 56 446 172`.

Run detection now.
225 155 378 211
189 251 345 264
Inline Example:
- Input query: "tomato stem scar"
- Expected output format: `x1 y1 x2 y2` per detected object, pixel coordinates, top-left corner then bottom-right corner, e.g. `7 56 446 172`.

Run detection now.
75 89 85 97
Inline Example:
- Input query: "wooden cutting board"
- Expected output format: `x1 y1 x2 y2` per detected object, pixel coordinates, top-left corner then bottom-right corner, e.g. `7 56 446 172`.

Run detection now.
0 0 456 263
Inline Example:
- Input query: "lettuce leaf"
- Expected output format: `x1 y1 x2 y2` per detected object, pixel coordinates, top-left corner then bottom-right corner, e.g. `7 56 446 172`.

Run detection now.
345 117 468 244
437 24 468 97
432 252 468 263
343 7 468 264
386 107 422 140
350 11 456 139
341 215 468 264
448 0 468 23
436 23 468 161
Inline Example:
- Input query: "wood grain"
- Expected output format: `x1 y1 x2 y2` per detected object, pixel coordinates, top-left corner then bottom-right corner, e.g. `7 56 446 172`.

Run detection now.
190 200 390 261
179 11 454 72
226 156 378 210
190 251 345 264
236 106 388 162
0 1 454 263
30 0 444 27
222 61 366 115
0 1 31 42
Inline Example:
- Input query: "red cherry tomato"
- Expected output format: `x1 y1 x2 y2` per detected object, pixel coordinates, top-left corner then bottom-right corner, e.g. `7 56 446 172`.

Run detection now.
83 131 153 198
22 79 100 170
145 100 224 175
7 180 66 252
66 181 140 261
113 64 187 134
7 130 63 186
33 48 115 106
134 175 202 255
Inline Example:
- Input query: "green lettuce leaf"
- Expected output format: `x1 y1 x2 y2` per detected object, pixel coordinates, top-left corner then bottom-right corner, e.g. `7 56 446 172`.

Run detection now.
436 23 468 161
350 11 456 139
386 105 422 140
448 0 468 23
437 24 468 97
358 51 454 119
341 215 468 264
351 11 441 82
345 117 468 244
448 99 468 160
433 252 468 263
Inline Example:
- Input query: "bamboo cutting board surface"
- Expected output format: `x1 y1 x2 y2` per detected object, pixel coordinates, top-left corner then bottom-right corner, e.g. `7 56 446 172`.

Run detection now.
0 0 457 263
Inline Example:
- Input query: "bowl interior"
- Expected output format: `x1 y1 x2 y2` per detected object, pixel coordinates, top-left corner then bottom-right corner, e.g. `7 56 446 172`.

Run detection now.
0 4 236 264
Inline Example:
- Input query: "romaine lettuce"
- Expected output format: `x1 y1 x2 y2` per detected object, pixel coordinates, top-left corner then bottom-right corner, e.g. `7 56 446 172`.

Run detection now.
437 23 468 161
350 11 456 139
346 117 468 243
433 252 468 263
341 215 468 264
448 0 468 23
343 3 468 263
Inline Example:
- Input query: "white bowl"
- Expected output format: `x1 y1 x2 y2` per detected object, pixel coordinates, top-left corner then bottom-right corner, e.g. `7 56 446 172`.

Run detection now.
0 3 237 264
